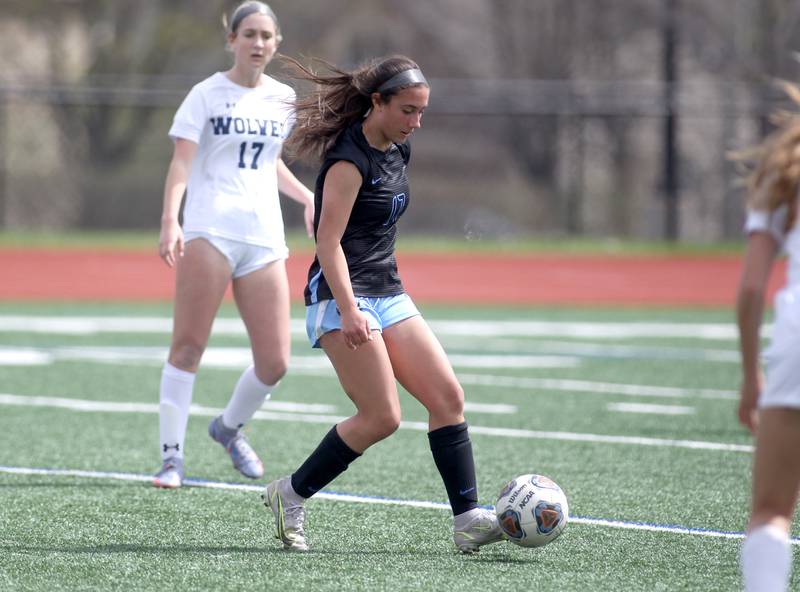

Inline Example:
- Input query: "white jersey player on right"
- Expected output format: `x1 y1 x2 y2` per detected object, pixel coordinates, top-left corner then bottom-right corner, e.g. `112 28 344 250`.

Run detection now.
737 110 800 591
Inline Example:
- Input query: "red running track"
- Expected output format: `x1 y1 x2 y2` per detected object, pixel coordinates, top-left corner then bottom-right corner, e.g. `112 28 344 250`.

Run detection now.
0 248 785 307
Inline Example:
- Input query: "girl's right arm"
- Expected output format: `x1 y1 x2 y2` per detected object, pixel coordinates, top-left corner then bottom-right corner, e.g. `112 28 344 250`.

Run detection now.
159 138 198 267
736 230 779 432
316 160 372 350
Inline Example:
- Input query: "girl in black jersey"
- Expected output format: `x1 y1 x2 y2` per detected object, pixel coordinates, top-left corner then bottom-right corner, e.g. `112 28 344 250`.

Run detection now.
261 55 505 554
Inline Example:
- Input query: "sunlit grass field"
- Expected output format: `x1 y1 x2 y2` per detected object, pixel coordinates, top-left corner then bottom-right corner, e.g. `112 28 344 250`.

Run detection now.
0 300 792 591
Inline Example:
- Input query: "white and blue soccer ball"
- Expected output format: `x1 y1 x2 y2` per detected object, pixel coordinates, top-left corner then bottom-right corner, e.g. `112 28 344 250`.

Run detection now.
495 474 569 548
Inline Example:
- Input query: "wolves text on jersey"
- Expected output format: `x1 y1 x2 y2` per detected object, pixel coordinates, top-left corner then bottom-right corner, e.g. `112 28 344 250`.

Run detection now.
209 116 287 138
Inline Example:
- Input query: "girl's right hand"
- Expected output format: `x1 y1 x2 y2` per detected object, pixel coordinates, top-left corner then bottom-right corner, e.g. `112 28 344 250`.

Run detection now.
159 219 184 268
340 305 372 350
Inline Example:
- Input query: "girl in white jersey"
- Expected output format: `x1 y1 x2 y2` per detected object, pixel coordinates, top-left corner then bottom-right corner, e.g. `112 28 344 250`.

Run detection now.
153 1 314 489
737 84 800 591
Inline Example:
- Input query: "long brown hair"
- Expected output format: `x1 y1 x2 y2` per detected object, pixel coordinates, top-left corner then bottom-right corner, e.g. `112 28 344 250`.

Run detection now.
280 55 425 161
736 81 800 228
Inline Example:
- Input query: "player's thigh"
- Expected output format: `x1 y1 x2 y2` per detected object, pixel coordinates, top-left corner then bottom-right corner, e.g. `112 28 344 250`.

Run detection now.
382 315 462 411
751 408 800 517
320 329 399 415
172 238 231 346
232 259 291 365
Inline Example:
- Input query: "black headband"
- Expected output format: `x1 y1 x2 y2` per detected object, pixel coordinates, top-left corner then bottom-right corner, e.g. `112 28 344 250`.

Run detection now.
231 3 267 32
376 68 428 93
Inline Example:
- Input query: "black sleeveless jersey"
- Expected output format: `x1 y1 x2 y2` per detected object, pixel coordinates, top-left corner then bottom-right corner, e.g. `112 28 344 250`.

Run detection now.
304 121 411 305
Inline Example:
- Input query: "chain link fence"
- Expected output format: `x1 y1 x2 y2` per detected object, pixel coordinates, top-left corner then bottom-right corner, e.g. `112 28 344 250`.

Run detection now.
0 75 779 241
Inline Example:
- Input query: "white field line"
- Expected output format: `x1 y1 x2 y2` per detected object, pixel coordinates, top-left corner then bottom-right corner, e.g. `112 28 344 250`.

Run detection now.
447 354 579 368
0 338 741 367
0 315 759 340
607 402 695 415
445 339 741 364
0 394 337 416
0 392 510 417
428 320 749 340
0 346 579 370
456 373 736 400
0 393 753 453
1 465 794 545
0 344 736 401
463 402 517 414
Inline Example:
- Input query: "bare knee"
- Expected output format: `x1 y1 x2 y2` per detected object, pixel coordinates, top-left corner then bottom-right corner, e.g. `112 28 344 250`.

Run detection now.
169 341 206 372
428 382 464 422
358 409 401 444
374 411 401 440
253 356 288 386
445 383 465 416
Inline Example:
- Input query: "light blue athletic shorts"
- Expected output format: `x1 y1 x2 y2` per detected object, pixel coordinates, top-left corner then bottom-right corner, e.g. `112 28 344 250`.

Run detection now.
184 231 288 279
305 293 421 348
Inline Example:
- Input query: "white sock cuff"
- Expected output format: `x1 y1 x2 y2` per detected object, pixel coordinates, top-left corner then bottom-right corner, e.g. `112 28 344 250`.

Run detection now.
750 523 790 543
163 362 196 384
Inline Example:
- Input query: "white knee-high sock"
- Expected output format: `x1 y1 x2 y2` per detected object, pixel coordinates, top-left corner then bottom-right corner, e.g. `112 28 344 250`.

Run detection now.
159 362 195 461
222 365 275 429
742 524 792 592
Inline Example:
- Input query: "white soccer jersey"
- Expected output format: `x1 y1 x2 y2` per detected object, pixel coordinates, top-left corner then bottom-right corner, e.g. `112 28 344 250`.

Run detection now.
169 72 295 248
745 204 800 288
745 202 800 408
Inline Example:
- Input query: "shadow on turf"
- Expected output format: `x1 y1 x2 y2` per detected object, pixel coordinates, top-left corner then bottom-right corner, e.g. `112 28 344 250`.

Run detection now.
0 544 535 562
267 546 537 562
1 544 272 555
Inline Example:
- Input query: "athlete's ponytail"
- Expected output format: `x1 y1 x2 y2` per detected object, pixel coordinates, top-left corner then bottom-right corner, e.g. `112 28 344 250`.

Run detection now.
735 81 800 230
281 55 426 161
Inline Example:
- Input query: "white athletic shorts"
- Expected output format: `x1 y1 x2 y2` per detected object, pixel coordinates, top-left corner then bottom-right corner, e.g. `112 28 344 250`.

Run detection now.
761 286 800 409
184 231 288 279
305 293 421 348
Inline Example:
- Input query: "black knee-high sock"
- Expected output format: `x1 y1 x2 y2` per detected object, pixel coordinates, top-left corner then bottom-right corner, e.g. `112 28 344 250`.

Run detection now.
428 422 478 515
291 425 361 498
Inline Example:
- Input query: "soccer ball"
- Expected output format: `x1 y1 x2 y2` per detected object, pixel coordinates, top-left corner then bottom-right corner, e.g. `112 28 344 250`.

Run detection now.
495 474 568 548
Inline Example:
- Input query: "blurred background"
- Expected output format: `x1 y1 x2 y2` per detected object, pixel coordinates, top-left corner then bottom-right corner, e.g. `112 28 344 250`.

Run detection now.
0 0 798 243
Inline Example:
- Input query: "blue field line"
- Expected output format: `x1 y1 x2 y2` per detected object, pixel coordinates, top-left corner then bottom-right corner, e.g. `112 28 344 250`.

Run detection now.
3 464 798 546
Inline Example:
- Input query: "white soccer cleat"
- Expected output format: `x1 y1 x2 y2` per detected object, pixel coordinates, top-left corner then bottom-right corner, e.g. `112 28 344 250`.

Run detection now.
453 508 505 554
262 478 309 552
152 457 184 489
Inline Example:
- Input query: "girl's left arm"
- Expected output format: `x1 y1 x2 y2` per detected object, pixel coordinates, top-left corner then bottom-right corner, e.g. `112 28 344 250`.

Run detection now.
277 158 315 237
